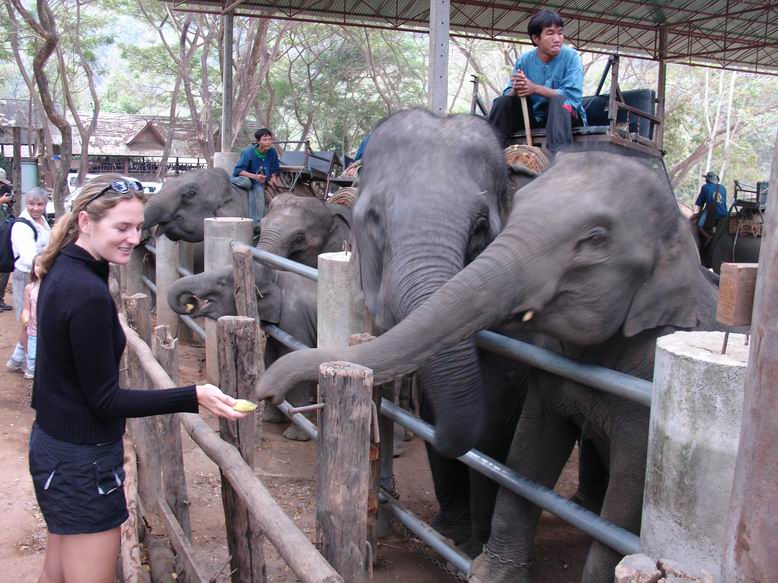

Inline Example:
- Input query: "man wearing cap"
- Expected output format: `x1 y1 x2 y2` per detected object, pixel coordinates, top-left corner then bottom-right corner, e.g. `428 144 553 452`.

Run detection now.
488 9 586 152
694 170 729 241
0 168 14 312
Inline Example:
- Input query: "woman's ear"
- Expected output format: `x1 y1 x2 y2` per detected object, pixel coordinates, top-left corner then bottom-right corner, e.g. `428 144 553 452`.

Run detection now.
77 210 91 234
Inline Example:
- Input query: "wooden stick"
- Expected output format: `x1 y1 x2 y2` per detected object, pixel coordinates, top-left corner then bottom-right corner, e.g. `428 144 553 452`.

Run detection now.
119 316 343 583
521 96 533 147
316 362 373 583
157 497 210 583
152 325 193 540
120 437 150 583
217 316 265 583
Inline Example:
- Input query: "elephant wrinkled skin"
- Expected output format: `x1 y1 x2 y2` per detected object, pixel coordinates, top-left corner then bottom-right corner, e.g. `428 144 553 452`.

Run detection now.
255 150 721 582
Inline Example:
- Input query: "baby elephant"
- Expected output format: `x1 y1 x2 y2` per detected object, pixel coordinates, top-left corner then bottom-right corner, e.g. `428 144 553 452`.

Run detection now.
167 264 317 441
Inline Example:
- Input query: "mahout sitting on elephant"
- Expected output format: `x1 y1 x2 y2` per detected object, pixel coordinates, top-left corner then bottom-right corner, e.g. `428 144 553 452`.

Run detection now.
254 149 722 582
167 264 317 441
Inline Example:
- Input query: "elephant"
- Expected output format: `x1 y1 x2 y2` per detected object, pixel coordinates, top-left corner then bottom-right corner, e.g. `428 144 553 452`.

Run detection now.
309 109 541 554
699 216 762 273
253 150 722 582
142 167 323 246
166 264 317 441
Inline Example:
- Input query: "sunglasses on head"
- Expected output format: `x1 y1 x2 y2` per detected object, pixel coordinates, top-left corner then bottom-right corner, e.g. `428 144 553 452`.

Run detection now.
84 179 143 208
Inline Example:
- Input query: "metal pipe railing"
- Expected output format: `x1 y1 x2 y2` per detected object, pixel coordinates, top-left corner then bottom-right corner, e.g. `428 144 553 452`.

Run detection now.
141 276 157 295
177 266 193 278
180 315 205 340
380 400 641 556
144 243 157 256
262 323 311 352
232 242 319 281
475 331 652 407
379 489 472 575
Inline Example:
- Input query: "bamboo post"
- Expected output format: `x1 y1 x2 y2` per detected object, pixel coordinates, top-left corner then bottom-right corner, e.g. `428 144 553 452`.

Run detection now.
120 316 343 583
123 293 162 513
316 362 373 583
217 316 265 583
152 325 192 539
721 131 778 582
155 234 180 336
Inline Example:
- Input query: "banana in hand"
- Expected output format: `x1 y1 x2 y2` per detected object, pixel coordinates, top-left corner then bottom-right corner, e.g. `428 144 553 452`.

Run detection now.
233 399 259 413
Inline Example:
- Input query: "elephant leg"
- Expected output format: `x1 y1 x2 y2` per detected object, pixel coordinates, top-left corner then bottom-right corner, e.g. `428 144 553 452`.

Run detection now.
470 385 578 583
572 435 609 514
581 433 646 583
418 380 471 543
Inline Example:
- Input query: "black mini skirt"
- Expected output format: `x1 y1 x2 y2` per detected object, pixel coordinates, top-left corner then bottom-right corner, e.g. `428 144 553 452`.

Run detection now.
29 424 128 535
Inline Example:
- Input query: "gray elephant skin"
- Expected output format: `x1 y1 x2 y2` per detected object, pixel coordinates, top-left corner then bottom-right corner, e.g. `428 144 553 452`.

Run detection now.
255 150 721 582
702 218 761 273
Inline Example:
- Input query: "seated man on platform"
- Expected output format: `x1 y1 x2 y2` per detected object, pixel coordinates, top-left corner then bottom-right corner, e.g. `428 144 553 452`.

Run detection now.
231 128 281 223
488 9 587 152
693 171 729 242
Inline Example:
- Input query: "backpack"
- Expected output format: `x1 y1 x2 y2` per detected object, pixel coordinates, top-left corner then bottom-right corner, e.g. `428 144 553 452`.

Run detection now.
0 217 37 273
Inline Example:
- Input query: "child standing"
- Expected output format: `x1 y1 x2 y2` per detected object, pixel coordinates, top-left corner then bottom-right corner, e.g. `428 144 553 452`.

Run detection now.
20 256 41 380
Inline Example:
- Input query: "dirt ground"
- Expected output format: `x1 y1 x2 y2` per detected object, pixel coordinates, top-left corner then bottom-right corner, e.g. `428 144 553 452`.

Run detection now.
0 302 591 582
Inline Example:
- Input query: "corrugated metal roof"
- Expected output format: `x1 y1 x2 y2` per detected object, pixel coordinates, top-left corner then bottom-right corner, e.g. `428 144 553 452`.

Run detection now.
165 0 778 74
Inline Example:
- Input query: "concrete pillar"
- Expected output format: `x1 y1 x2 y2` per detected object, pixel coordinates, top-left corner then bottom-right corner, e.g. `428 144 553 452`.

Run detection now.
155 234 180 337
213 152 240 175
316 252 372 349
427 0 450 115
204 217 254 383
641 331 749 581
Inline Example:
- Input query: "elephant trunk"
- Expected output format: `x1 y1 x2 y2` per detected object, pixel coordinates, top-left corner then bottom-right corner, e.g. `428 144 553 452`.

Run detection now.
143 194 171 230
258 225 558 457
257 228 293 257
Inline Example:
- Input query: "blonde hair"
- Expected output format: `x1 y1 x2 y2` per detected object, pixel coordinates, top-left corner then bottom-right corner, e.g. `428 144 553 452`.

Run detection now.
39 174 147 278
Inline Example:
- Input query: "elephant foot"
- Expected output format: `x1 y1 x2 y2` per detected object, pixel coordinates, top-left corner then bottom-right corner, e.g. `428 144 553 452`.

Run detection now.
403 427 414 441
262 405 287 424
430 513 471 545
283 424 312 442
393 425 406 457
469 548 530 583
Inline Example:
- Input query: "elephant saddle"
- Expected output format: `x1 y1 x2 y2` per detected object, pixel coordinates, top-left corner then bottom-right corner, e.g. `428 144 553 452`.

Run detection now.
728 215 764 238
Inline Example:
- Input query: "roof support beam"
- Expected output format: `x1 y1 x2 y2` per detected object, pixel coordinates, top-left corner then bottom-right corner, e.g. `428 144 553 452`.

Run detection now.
428 0 450 114
221 8 234 152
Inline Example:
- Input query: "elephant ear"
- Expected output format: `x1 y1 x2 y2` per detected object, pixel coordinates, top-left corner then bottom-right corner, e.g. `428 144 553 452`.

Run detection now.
256 281 283 324
623 217 701 337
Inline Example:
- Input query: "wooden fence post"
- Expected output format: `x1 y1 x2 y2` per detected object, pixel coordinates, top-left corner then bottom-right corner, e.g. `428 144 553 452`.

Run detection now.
316 362 373 583
123 293 163 513
217 316 264 583
152 325 192 539
232 244 267 438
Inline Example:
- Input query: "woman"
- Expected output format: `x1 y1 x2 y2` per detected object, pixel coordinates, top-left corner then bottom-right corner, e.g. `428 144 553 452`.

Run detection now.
30 175 248 583
6 187 51 371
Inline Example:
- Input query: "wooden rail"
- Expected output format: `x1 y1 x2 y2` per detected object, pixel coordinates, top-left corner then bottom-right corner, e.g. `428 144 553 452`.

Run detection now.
120 312 344 583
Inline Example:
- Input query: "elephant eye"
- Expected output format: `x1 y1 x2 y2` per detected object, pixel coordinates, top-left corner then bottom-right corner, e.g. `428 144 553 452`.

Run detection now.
216 278 226 287
581 226 609 249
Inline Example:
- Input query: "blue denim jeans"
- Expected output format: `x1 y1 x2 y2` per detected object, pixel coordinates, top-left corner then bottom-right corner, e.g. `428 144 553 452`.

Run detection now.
230 176 265 223
27 333 37 374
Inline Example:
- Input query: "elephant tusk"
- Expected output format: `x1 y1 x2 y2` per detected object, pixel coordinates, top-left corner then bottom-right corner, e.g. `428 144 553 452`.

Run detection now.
522 310 534 322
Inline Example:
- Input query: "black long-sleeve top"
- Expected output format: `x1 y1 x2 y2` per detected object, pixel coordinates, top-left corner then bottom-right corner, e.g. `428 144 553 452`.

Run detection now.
32 243 198 444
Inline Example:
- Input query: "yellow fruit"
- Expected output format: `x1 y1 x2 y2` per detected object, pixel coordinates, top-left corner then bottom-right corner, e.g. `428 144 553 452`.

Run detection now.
233 399 258 412
185 303 195 313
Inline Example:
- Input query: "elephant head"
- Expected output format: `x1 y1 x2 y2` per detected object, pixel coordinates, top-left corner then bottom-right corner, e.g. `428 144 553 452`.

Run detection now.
258 193 352 267
167 264 282 323
144 168 247 242
255 150 703 457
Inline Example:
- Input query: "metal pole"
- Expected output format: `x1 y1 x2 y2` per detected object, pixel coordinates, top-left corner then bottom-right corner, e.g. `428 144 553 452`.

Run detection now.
428 0 450 114
221 10 234 153
721 130 778 582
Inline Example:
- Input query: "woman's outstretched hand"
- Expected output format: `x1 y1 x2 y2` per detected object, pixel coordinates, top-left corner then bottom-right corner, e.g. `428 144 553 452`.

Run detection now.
196 384 249 420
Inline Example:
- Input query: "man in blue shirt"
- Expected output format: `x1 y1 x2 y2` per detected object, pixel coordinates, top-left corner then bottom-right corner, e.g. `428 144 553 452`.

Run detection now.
694 171 728 240
231 128 282 223
488 10 586 152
